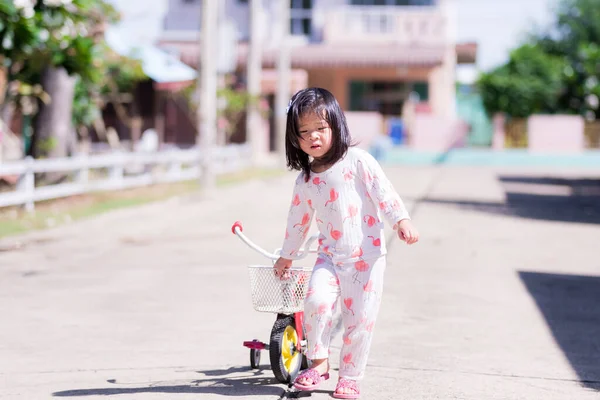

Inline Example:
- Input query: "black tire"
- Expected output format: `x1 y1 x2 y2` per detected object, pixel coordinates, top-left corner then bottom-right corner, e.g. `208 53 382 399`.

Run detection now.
301 324 310 370
301 353 310 370
269 314 302 384
250 348 261 369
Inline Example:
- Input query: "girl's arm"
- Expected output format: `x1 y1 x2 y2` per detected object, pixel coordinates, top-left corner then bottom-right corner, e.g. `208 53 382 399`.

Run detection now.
280 176 315 258
357 151 410 228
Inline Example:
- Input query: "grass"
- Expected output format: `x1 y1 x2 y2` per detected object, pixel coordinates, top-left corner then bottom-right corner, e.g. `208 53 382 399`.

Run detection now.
0 167 285 239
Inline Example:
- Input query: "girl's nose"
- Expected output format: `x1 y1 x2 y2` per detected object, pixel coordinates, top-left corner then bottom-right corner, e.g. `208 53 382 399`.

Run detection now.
309 131 319 140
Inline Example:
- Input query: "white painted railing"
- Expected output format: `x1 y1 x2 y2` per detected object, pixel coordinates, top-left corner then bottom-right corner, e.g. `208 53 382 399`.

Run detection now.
324 6 448 45
0 144 251 212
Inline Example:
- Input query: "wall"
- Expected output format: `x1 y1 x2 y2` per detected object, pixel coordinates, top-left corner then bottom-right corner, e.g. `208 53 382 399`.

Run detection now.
344 111 386 150
528 115 585 153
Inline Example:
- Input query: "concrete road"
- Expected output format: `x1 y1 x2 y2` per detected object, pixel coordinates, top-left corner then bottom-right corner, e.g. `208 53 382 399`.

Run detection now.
1 164 599 399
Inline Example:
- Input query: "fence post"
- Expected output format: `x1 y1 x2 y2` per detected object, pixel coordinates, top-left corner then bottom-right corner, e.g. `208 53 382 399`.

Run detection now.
109 151 124 187
168 153 182 180
76 153 89 187
16 156 35 213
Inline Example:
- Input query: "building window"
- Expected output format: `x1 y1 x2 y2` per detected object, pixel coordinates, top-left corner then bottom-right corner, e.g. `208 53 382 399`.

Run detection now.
290 0 312 36
350 0 435 5
348 81 428 115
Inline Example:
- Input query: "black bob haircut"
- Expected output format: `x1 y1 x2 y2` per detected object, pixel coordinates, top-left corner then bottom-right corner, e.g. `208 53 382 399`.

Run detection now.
285 87 352 181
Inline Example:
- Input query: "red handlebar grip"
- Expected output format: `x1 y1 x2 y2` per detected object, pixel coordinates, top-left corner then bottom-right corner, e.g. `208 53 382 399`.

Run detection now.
231 221 243 234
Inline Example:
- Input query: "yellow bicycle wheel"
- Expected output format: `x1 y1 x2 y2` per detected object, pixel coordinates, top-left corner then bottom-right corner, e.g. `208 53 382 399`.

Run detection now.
269 314 302 383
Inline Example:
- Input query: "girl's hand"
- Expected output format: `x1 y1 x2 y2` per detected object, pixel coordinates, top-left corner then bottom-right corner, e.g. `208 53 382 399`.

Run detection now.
396 219 419 245
274 257 293 279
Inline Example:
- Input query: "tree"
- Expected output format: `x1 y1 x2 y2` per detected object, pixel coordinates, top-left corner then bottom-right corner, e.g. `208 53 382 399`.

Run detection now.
0 0 145 160
478 44 566 118
534 0 600 120
477 0 600 120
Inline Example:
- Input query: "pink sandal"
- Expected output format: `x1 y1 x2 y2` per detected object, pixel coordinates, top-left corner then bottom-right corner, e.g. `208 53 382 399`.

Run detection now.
293 368 330 391
333 377 360 399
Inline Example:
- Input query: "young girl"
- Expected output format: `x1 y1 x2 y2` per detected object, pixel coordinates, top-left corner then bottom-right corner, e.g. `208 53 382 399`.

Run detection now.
274 87 419 399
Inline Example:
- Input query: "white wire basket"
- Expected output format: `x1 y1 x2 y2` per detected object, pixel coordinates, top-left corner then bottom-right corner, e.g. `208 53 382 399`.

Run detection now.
247 265 313 314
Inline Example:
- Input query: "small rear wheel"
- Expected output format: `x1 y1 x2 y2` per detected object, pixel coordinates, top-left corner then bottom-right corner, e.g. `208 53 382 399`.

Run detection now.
269 314 302 384
250 348 261 369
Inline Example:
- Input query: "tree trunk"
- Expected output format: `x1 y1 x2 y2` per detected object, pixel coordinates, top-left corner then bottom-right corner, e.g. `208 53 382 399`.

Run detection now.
33 66 77 159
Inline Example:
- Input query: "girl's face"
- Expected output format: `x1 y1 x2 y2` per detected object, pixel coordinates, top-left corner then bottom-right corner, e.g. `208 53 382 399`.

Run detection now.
298 112 333 160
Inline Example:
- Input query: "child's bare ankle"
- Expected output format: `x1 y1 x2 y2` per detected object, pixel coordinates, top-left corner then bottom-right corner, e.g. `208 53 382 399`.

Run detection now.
310 358 328 371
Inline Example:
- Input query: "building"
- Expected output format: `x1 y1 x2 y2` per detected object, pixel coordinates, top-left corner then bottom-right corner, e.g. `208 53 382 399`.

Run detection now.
158 0 477 152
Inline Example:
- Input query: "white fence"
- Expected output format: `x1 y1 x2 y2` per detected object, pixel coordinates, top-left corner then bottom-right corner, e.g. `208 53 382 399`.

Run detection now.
0 144 251 212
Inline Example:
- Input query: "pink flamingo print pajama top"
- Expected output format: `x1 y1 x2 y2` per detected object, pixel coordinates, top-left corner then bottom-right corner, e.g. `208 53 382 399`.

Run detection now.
281 147 410 380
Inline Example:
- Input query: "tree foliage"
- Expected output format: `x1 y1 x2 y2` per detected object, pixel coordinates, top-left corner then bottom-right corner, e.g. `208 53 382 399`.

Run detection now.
477 0 600 120
478 45 566 118
0 0 146 138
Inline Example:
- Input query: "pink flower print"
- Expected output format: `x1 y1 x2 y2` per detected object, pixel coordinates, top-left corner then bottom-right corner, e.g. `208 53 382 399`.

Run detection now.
363 280 374 292
343 297 355 316
343 353 356 368
292 194 301 206
327 320 333 328
343 205 358 223
392 199 401 210
307 199 313 209
379 201 387 211
327 223 342 241
368 235 381 247
367 321 375 332
364 214 377 227
285 230 289 239
351 246 364 258
316 217 324 224
343 168 354 181
323 246 332 255
343 335 352 345
305 323 312 333
293 213 310 231
325 188 339 208
355 260 369 272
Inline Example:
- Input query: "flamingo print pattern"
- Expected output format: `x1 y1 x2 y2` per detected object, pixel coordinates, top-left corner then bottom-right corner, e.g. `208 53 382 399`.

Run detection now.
304 255 386 380
279 147 409 379
280 147 409 262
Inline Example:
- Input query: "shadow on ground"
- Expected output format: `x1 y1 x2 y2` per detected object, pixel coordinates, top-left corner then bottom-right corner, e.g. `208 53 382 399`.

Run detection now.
519 271 600 391
52 366 289 398
422 175 600 224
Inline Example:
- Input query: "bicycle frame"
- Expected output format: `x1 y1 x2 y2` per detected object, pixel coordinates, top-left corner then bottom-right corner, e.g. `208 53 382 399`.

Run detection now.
231 221 318 348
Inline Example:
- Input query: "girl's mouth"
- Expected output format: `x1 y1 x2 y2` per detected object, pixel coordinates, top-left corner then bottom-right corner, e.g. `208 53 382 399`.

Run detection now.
311 145 321 149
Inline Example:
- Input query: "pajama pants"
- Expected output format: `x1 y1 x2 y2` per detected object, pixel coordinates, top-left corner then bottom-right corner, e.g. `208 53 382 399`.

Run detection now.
303 254 386 380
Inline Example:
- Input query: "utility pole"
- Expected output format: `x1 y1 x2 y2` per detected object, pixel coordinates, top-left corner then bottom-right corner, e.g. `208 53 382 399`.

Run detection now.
275 0 291 163
198 0 218 191
246 0 263 165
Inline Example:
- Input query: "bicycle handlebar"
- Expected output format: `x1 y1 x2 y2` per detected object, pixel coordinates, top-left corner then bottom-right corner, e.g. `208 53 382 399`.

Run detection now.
231 221 318 261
